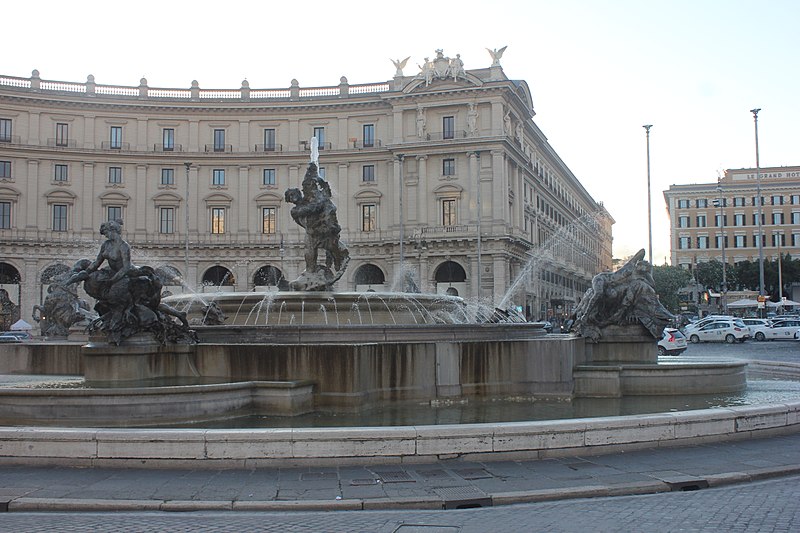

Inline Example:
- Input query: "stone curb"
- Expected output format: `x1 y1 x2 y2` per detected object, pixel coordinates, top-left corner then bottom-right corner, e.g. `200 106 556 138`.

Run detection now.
5 466 800 513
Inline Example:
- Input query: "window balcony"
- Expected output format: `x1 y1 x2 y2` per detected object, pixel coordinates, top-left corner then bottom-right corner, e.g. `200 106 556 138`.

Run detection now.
46 138 77 148
352 139 382 149
205 144 233 153
101 141 130 150
300 140 332 151
0 135 21 144
154 144 183 152
254 144 283 152
425 131 467 141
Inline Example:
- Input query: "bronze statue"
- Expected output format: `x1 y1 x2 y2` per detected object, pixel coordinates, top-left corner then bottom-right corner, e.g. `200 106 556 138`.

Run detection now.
32 260 96 337
571 249 674 341
284 161 349 291
66 219 193 344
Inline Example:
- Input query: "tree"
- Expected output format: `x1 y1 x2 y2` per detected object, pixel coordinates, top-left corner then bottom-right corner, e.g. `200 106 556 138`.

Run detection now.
694 260 736 292
652 265 692 314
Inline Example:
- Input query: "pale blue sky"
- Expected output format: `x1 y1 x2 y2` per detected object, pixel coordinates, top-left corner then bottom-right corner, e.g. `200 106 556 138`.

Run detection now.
6 0 798 263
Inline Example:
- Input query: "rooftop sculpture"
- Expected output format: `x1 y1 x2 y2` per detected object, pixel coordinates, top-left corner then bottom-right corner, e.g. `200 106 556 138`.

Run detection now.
571 249 675 342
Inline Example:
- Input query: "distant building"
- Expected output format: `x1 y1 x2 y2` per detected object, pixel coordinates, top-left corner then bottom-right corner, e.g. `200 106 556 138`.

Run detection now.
0 53 612 325
664 166 800 269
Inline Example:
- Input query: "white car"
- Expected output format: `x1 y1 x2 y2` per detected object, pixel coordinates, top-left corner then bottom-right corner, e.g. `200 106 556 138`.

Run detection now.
751 319 800 341
683 315 731 335
686 319 750 344
657 328 688 356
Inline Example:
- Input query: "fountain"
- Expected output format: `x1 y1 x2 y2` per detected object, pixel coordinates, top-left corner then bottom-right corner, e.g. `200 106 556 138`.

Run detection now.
2 140 789 469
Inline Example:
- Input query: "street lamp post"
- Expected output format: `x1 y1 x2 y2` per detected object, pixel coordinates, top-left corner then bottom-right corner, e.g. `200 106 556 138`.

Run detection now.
643 125 653 263
715 184 728 313
751 109 765 305
183 162 192 287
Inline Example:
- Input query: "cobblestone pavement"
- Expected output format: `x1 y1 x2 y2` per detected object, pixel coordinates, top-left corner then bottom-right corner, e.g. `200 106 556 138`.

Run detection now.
1 474 798 532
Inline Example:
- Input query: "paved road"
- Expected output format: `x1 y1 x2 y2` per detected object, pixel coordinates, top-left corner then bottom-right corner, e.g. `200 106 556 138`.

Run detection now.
1 474 798 532
676 335 800 364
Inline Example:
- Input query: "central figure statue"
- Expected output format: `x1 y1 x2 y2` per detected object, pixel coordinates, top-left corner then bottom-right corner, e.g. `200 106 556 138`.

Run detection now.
284 138 350 291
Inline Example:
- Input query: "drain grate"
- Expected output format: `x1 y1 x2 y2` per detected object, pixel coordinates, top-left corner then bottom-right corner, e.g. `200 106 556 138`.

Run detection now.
416 469 453 481
666 479 709 491
433 486 492 510
453 468 492 480
349 478 380 486
376 470 415 483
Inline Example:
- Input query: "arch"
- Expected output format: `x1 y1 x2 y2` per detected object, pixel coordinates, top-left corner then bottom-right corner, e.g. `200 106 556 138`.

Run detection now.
353 263 386 285
434 260 467 283
98 191 131 203
432 183 464 197
353 189 383 201
152 192 183 206
0 186 21 201
253 265 284 286
0 262 21 284
44 188 77 204
254 192 283 204
401 72 484 94
511 80 535 112
203 192 233 207
40 263 70 284
201 265 235 286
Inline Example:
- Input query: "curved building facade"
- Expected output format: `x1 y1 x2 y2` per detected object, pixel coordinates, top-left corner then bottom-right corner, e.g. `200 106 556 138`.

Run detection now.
0 52 612 326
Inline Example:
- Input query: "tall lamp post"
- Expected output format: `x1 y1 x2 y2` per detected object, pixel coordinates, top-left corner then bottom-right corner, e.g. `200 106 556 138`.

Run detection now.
751 109 766 305
643 125 653 263
183 162 192 287
714 184 728 313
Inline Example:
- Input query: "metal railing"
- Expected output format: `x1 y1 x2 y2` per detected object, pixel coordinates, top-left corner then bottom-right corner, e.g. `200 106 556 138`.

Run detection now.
46 138 77 148
352 139 382 149
425 131 468 141
253 144 283 152
154 144 183 152
100 141 130 150
204 144 233 153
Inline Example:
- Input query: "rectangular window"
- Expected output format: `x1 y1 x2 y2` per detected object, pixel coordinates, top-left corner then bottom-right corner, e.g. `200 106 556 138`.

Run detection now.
54 164 68 181
677 199 690 209
443 158 456 176
734 213 745 226
318 167 326 179
772 195 783 205
0 201 10 229
715 235 727 249
55 123 69 147
363 124 374 147
211 207 225 234
313 127 325 148
0 161 10 178
752 213 764 226
679 236 691 249
161 168 174 185
107 206 122 222
162 128 175 151
696 215 707 227
793 234 800 247
714 214 727 227
0 118 11 142
678 216 690 228
792 195 800 205
213 129 225 152
212 169 225 186
361 204 376 232
697 236 708 249
110 126 122 149
443 116 455 139
696 199 708 208
159 207 174 234
772 233 785 247
263 168 276 186
772 212 784 225
792 212 800 225
108 167 122 184
262 207 276 234
442 199 456 226
734 235 745 248
734 197 746 207
52 204 68 231
752 196 764 206
264 128 276 151
362 165 375 182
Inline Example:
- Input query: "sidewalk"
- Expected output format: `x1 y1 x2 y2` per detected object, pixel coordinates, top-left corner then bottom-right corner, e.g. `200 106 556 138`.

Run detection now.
2 432 800 512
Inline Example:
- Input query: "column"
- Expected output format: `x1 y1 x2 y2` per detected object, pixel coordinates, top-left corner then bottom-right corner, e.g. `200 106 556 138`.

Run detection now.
289 119 299 149
491 102 504 136
83 115 95 149
21 258 40 320
28 112 40 146
238 166 249 233
135 165 147 233
188 166 199 235
81 163 95 231
338 117 348 148
416 156 428 224
493 255 507 306
491 150 508 225
392 109 404 144
26 160 39 229
337 163 350 234
393 158 402 232
136 118 147 151
189 120 199 151
469 152 480 222
238 120 249 152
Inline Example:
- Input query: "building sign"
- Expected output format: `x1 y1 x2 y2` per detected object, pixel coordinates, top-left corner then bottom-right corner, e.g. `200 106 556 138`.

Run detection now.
731 170 800 180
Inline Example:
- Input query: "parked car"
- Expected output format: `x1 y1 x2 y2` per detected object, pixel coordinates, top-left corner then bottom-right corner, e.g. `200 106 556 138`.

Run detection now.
686 318 750 344
658 328 687 356
682 315 731 334
751 319 800 341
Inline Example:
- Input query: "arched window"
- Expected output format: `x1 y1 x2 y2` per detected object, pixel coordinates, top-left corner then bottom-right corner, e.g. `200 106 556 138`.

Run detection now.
0 262 21 284
202 266 235 286
253 265 284 286
353 264 385 285
39 263 69 284
434 261 467 283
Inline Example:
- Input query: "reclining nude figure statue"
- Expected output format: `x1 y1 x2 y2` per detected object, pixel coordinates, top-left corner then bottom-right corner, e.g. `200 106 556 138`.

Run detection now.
571 249 675 342
66 219 193 345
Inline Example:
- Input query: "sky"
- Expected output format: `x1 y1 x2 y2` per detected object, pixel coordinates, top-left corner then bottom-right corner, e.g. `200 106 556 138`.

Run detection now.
5 0 798 265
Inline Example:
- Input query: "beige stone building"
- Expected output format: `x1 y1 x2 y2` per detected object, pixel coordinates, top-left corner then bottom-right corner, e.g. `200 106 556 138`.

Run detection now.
664 166 800 269
0 50 612 325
